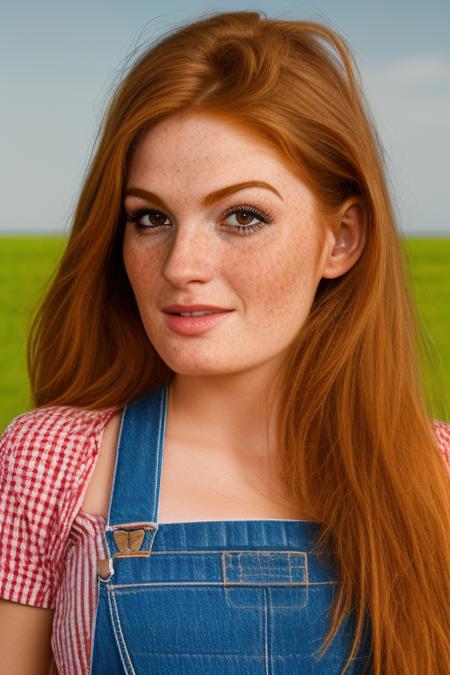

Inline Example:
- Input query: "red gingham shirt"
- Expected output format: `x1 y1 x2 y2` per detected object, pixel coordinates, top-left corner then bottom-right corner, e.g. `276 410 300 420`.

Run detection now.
1 406 449 674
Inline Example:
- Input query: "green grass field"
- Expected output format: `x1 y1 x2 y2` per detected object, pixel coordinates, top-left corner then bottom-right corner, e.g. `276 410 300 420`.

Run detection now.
0 235 449 432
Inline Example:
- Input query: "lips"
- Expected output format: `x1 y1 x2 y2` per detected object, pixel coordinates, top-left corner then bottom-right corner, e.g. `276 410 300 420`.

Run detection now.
163 304 232 314
164 309 234 335
169 311 221 316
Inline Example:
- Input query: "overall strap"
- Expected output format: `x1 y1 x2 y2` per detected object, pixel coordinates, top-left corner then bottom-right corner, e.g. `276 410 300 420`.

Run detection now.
103 382 169 560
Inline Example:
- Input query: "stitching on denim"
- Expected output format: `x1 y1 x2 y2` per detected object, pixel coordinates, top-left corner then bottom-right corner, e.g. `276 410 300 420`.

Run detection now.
288 552 308 579
223 586 263 610
108 589 136 674
223 551 309 585
132 653 266 659
238 554 244 581
108 581 337 591
222 553 312 609
115 651 368 662
143 548 311 555
268 584 309 610
232 551 305 583
221 550 227 585
269 652 370 663
152 385 165 524
263 587 270 675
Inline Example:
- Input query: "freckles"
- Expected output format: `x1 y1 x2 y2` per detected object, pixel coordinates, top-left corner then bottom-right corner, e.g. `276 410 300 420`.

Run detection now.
265 239 314 319
233 251 285 322
124 245 155 293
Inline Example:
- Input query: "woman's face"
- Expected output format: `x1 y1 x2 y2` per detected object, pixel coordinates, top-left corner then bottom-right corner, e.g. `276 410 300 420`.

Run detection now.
122 110 343 378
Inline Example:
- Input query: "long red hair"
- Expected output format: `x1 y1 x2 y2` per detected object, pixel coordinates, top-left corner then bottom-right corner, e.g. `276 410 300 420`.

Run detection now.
28 11 450 673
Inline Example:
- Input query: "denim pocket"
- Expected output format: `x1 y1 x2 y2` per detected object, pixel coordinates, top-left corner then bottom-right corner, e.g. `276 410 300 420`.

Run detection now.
223 551 310 609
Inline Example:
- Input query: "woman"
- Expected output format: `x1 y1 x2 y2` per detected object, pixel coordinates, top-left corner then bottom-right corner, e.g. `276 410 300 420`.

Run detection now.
1 10 449 675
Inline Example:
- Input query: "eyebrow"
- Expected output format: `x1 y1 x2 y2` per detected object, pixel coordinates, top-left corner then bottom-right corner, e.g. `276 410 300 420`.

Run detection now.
123 180 283 209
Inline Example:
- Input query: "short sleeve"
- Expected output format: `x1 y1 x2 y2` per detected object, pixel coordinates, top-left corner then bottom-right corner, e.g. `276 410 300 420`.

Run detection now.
0 404 117 609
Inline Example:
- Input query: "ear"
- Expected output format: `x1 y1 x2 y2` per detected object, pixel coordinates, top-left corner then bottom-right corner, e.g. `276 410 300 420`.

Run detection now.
321 201 366 279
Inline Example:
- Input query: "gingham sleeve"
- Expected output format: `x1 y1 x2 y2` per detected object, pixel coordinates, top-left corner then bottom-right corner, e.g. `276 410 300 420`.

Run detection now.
0 404 117 609
432 419 450 471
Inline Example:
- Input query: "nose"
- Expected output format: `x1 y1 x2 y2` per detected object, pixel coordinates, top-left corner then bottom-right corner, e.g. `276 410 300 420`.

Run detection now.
160 223 218 286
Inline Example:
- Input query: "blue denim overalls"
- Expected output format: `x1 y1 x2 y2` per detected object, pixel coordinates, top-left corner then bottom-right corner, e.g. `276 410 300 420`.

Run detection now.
90 383 372 673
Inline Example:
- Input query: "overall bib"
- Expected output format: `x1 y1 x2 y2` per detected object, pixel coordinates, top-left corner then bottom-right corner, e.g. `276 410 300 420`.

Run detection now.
90 383 372 674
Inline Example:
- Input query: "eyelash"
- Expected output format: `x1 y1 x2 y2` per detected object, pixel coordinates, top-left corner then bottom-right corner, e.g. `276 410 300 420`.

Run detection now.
124 203 273 236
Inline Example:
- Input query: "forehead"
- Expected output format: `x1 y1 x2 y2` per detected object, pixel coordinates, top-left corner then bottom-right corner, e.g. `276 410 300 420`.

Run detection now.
126 111 313 206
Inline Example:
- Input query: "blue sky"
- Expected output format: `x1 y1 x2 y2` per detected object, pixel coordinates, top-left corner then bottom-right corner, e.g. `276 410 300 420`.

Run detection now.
2 0 450 235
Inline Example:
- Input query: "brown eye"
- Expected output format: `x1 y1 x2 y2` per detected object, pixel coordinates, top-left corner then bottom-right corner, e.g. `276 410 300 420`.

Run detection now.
220 204 272 235
125 209 170 228
234 211 257 225
147 212 168 226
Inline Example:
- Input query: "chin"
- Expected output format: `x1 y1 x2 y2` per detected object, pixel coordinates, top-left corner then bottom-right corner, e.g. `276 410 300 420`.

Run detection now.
161 355 240 377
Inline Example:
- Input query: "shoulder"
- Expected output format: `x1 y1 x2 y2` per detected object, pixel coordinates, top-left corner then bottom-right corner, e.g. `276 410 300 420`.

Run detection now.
431 418 450 470
1 404 119 490
0 404 119 609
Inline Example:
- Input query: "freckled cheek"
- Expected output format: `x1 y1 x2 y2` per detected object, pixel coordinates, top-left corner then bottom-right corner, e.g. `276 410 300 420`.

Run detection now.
242 248 316 326
123 246 159 300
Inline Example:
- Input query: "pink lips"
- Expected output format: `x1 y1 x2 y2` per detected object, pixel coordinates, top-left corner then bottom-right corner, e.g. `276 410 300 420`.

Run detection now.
163 304 231 313
164 310 234 336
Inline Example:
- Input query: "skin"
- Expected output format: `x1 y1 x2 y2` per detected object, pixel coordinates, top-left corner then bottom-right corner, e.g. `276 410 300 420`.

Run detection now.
121 109 365 512
1 113 367 675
